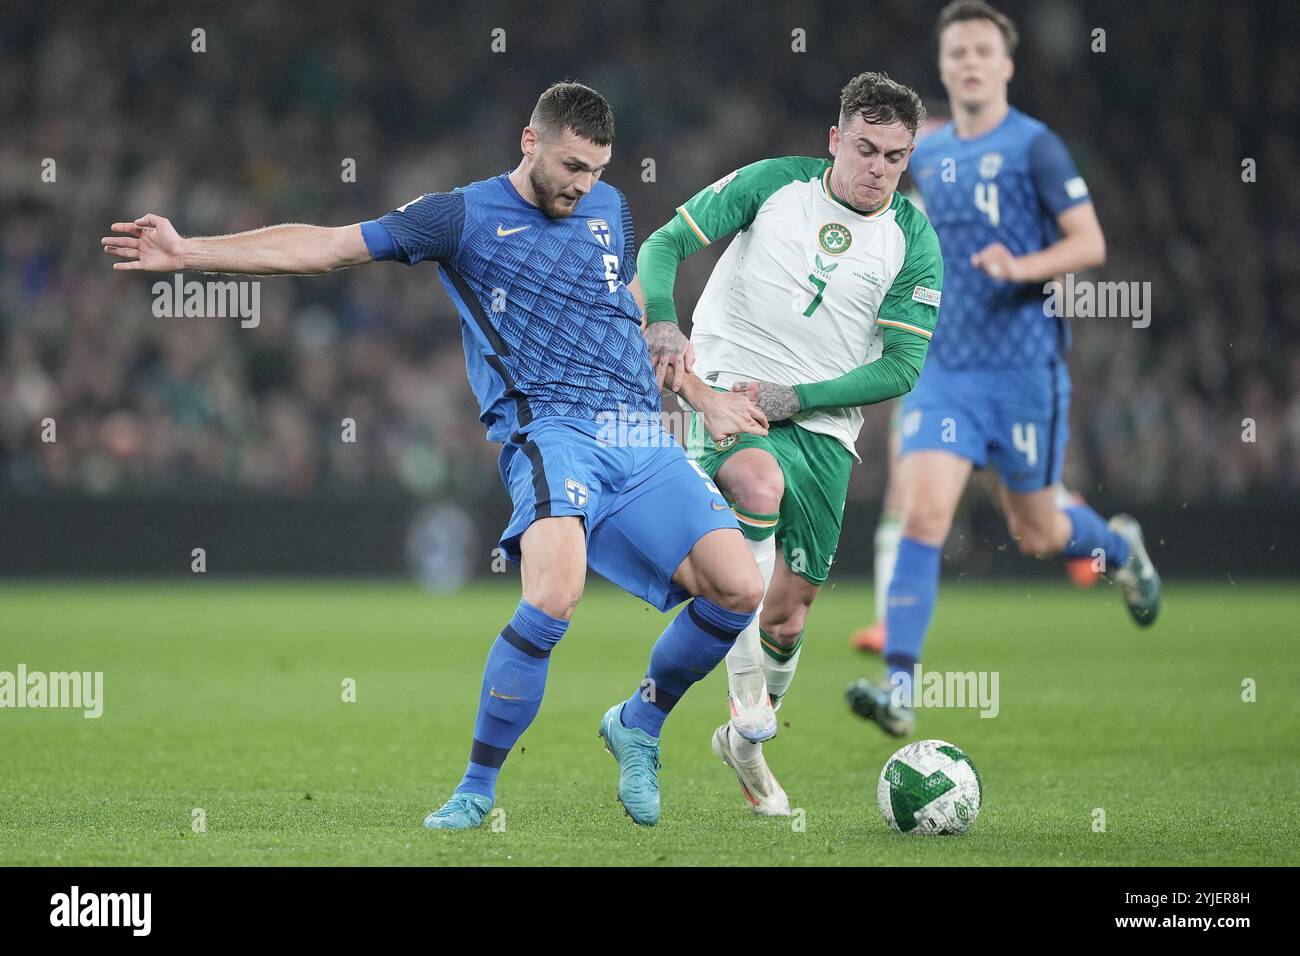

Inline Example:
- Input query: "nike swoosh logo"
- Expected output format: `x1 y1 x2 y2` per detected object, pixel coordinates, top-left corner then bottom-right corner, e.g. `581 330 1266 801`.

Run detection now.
711 501 731 511
489 688 525 701
496 224 530 237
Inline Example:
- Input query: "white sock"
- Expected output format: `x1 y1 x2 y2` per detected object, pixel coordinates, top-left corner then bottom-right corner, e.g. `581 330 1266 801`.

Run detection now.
874 515 902 623
726 535 776 685
762 638 801 711
727 535 776 763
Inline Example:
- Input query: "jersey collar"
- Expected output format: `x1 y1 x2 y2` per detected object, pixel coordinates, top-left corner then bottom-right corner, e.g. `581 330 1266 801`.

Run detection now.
821 168 894 219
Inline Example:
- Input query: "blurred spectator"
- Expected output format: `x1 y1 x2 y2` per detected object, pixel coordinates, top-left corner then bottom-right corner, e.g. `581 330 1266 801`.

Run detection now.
0 0 1295 506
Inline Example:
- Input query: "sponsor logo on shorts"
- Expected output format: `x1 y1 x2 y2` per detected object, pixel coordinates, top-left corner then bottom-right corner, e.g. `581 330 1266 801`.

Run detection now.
713 434 739 451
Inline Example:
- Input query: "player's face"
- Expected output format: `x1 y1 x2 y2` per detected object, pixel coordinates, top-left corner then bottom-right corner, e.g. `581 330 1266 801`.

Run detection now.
526 128 611 218
828 114 914 212
939 19 1014 110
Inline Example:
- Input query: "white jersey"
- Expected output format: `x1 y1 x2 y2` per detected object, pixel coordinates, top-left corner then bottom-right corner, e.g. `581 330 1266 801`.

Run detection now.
676 156 942 458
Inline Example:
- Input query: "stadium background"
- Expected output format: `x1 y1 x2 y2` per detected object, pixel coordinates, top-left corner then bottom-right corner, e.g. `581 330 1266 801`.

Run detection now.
2 0 1298 581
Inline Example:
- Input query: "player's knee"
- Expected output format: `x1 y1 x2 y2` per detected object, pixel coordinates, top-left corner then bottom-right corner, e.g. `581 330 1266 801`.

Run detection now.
705 562 764 616
1013 527 1055 558
760 606 808 647
523 583 584 621
901 499 952 545
727 467 784 517
1007 514 1056 558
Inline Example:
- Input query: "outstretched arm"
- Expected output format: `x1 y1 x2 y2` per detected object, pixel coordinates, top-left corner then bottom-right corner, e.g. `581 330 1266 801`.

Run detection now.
101 215 372 275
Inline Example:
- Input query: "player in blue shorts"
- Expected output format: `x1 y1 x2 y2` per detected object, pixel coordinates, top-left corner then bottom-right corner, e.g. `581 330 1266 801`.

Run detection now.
102 82 769 827
846 1 1162 736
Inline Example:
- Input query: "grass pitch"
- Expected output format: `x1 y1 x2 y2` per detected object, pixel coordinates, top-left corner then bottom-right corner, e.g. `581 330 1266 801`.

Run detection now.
1 578 1296 866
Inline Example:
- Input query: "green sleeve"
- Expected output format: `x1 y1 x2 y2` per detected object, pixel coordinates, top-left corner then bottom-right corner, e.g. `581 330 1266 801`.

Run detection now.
875 199 945 340
793 326 931 410
675 156 827 246
637 156 829 325
636 216 703 326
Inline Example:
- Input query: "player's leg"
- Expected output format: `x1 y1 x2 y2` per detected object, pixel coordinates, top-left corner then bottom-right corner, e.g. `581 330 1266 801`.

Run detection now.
708 424 849 814
425 516 585 830
847 448 972 736
587 430 762 825
992 362 1160 625
852 403 904 652
999 477 1160 624
1059 487 1103 587
750 422 849 714
756 561 818 710
597 525 761 825
713 446 783 743
425 426 594 830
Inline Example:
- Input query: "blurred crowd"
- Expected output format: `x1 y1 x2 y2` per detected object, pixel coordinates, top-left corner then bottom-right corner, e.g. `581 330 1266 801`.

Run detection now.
1 0 1296 505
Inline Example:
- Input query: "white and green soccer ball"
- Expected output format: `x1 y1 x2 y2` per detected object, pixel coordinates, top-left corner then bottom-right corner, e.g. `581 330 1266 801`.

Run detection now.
877 739 982 835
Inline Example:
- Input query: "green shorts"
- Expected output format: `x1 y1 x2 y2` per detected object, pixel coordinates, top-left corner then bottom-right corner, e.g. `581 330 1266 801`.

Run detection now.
687 412 853 585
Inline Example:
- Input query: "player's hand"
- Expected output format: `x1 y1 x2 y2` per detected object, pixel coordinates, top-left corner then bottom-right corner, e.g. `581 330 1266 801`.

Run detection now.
970 242 1023 282
699 389 768 441
101 214 188 272
644 320 694 391
731 380 801 423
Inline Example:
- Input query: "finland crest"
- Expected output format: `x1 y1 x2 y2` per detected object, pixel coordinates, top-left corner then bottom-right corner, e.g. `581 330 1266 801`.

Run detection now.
565 477 589 508
587 218 612 248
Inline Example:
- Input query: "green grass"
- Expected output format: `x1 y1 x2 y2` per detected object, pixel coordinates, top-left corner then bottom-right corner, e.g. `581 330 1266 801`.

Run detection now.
1 579 1297 866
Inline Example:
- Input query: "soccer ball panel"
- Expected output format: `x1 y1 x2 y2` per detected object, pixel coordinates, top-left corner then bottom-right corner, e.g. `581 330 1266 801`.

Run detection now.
877 738 982 835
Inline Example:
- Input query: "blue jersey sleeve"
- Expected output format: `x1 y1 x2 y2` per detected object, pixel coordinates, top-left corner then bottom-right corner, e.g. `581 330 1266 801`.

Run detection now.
616 188 637 282
1029 130 1090 218
361 192 465 265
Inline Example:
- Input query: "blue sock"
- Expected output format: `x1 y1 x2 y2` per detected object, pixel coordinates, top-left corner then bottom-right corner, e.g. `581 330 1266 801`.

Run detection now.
1063 505 1131 568
620 598 752 738
455 600 569 801
883 537 942 704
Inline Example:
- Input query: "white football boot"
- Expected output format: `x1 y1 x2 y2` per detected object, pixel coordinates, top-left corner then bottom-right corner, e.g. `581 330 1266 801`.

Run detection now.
711 723 790 816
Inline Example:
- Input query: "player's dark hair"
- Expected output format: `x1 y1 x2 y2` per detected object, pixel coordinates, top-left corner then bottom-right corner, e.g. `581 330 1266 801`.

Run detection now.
531 81 615 146
935 0 1020 56
839 72 926 137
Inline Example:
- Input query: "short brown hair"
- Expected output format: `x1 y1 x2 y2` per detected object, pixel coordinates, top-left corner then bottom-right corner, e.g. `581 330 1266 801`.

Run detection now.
530 81 615 146
936 0 1019 56
839 72 926 136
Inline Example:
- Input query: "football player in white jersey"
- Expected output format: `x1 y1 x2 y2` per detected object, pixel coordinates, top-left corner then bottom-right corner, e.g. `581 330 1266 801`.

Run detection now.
637 73 943 813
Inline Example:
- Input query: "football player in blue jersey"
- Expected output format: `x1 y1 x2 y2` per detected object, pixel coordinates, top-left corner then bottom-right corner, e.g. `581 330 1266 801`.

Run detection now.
102 82 769 828
846 1 1161 736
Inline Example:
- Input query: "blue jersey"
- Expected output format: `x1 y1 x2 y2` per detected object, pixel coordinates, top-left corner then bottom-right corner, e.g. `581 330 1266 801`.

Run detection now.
911 108 1091 369
361 175 656 442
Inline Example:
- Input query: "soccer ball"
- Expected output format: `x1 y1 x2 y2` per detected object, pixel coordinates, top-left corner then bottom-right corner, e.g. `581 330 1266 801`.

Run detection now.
877 739 982 835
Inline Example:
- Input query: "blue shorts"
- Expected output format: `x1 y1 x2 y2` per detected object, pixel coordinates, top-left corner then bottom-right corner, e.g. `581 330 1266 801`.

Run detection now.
497 416 739 611
898 361 1070 492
